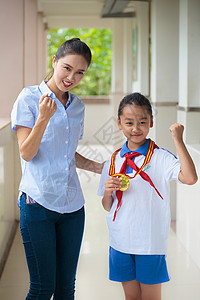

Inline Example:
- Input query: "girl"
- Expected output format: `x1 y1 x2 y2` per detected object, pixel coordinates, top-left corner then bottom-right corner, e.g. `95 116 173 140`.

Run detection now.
97 92 197 300
11 38 104 299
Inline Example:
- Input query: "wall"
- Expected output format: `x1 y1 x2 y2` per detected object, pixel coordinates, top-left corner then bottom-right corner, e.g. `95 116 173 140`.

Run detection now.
81 102 112 146
177 146 200 268
0 0 24 118
0 0 47 118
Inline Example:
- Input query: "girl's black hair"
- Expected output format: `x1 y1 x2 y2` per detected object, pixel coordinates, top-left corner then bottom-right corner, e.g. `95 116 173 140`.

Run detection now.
118 92 153 118
55 38 92 66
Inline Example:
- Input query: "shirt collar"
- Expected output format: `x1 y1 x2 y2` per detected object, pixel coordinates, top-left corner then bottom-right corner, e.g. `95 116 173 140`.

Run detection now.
120 139 150 157
38 80 72 107
39 81 54 97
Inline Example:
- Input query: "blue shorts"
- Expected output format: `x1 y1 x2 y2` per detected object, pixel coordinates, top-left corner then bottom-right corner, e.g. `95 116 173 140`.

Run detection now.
109 247 170 285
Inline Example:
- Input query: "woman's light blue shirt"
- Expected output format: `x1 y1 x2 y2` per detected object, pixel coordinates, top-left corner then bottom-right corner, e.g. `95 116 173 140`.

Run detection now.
11 81 85 213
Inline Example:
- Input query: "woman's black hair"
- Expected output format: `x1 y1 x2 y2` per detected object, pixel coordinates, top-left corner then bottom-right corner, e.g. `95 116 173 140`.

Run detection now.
46 38 92 80
55 38 92 66
118 92 153 118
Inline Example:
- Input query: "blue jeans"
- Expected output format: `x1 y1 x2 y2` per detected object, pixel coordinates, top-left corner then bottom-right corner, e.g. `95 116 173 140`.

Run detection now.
20 193 85 300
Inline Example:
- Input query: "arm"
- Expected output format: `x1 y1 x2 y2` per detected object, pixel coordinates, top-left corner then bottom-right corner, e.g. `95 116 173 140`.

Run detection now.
169 123 198 185
102 177 122 211
16 94 57 162
75 152 105 174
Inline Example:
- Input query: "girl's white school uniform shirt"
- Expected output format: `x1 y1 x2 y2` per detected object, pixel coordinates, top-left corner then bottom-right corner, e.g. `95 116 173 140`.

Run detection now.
97 139 181 255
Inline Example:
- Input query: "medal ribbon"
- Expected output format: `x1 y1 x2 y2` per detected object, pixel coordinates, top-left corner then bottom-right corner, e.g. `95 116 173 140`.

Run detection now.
109 139 163 221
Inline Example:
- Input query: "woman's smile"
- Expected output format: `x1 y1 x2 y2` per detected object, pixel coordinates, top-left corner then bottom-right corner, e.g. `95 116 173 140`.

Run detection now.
62 80 72 88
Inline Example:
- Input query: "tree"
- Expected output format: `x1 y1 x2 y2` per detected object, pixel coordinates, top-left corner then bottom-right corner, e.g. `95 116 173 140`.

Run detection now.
47 28 112 96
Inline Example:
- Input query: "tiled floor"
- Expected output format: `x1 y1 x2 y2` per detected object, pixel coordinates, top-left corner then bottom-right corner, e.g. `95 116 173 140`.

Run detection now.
1 145 200 299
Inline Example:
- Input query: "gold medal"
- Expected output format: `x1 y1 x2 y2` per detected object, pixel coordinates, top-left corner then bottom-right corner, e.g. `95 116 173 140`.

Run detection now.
120 175 130 191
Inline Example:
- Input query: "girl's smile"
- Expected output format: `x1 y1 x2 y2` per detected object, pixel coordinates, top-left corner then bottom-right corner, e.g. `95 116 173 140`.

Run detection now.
118 104 153 151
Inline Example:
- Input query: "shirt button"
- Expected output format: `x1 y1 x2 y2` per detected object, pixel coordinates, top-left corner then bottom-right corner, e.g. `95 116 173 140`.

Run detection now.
64 183 67 186
64 155 67 158
66 126 69 130
65 168 68 171
65 141 68 144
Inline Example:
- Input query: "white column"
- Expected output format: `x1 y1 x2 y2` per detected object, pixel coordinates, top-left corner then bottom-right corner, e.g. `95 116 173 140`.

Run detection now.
123 18 133 95
37 12 48 83
150 0 179 220
178 0 200 144
132 2 149 96
177 0 200 269
111 18 125 119
111 19 125 103
151 0 179 103
111 19 127 148
179 0 200 108
150 0 179 148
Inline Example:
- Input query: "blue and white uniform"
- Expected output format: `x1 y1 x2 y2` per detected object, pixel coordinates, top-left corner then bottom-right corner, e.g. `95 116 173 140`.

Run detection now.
98 139 181 255
11 80 85 213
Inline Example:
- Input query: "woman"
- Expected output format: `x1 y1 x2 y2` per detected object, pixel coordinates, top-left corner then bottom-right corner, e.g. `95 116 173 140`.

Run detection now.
11 38 103 299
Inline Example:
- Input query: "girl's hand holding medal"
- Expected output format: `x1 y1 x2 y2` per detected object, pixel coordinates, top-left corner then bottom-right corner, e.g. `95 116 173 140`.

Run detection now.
105 177 122 196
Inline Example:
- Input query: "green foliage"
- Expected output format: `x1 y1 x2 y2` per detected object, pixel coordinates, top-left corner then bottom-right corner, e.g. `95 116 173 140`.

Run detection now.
47 28 112 96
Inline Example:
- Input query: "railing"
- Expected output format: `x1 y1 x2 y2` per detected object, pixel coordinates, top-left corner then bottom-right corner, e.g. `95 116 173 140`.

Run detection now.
0 120 21 276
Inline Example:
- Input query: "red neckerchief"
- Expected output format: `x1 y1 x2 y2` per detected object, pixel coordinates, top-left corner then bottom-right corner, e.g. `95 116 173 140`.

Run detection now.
109 139 163 221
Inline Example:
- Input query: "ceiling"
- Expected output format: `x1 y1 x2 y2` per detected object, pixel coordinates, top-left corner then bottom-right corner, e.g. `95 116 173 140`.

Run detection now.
37 0 104 19
37 0 149 28
37 0 149 18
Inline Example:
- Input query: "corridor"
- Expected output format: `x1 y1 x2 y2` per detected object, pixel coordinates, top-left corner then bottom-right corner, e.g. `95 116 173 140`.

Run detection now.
0 145 200 300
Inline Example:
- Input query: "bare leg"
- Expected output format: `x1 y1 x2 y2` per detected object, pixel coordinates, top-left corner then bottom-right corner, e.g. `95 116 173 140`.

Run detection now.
140 283 161 300
122 280 142 300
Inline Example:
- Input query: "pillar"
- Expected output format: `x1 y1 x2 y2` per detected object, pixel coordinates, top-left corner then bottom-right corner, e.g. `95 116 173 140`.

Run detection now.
37 13 48 83
150 0 179 220
178 0 200 144
177 0 200 269
132 2 149 96
111 19 134 149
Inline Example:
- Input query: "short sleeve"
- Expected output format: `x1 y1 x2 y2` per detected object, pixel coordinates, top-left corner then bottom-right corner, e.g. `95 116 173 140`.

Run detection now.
163 149 181 182
97 158 111 196
11 88 36 131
